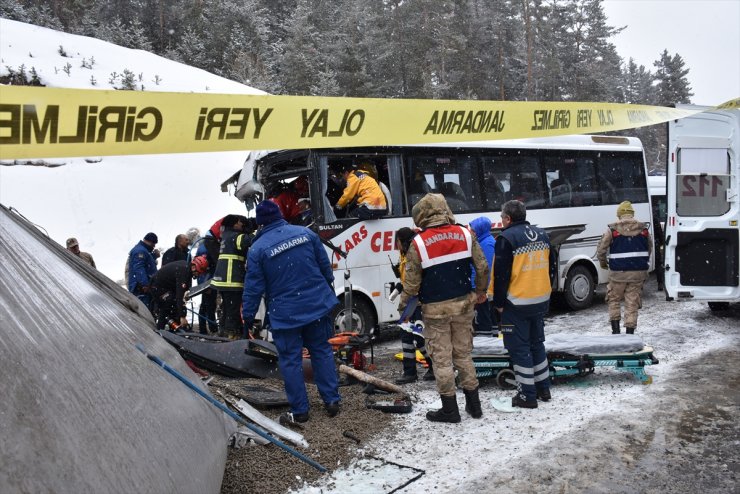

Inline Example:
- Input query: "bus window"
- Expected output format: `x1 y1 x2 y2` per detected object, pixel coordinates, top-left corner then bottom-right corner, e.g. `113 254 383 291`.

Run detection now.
319 154 402 221
676 148 731 217
481 154 544 208
406 155 483 213
598 152 649 204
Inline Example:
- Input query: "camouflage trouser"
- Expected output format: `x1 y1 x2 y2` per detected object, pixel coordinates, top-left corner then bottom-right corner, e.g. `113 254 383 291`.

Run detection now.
423 308 478 396
606 280 644 328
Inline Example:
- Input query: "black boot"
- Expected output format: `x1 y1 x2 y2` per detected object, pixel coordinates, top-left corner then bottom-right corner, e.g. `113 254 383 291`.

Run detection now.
394 373 418 385
422 364 435 381
611 320 621 334
626 327 635 335
426 395 461 423
463 387 483 418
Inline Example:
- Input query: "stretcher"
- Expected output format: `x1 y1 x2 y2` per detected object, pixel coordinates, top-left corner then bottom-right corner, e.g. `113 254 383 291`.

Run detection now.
471 333 659 386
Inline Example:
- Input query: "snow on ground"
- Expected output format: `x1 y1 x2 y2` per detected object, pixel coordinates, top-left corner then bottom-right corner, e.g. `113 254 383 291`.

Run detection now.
0 18 262 281
296 281 739 493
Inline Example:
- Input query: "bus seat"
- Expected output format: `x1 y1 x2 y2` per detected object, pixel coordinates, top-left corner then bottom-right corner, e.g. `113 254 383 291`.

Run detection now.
440 182 467 202
485 176 506 207
550 178 571 207
379 181 393 215
510 176 544 206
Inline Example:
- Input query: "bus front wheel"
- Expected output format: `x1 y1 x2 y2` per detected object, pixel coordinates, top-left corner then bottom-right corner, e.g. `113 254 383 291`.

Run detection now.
331 296 376 336
563 265 595 311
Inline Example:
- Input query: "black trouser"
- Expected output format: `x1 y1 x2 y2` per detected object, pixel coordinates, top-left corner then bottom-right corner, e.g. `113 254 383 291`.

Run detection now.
198 288 218 334
153 291 177 330
473 300 495 335
219 290 242 336
353 205 387 220
400 330 432 376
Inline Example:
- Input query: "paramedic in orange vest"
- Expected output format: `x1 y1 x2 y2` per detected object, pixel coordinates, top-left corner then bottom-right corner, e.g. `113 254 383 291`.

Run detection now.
399 193 489 423
493 200 553 409
334 164 387 220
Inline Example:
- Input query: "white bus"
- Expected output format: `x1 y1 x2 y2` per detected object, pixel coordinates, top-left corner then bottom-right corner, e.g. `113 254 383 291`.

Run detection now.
226 135 652 334
664 105 740 310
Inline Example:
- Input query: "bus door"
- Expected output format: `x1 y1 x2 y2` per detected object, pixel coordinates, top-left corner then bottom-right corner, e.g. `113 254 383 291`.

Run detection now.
665 117 740 304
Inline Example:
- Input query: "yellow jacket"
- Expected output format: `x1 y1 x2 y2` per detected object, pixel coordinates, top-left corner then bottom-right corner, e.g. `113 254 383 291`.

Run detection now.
336 170 387 210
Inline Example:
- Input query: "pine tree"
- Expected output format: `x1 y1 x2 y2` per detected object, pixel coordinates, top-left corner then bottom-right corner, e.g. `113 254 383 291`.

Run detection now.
653 49 693 106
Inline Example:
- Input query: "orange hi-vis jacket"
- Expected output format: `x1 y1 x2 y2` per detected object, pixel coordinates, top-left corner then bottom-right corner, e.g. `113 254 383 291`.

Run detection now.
336 170 387 210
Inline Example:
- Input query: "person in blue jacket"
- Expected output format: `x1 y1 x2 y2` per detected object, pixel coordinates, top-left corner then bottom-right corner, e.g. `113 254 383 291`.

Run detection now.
469 217 496 335
127 232 159 309
241 200 341 424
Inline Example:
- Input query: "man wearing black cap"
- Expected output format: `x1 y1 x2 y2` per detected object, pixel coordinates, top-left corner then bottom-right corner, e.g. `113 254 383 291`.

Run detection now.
127 232 159 309
65 237 96 268
242 200 341 424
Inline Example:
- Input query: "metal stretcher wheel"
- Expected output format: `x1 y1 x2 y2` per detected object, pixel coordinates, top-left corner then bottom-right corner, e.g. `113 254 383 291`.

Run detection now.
496 369 517 390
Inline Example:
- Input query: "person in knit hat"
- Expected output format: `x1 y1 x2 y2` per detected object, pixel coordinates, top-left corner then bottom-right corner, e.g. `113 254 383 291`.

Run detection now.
127 232 159 310
596 201 653 334
241 199 341 424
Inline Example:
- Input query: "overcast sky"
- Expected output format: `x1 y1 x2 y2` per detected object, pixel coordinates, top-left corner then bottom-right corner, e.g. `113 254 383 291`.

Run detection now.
602 0 740 106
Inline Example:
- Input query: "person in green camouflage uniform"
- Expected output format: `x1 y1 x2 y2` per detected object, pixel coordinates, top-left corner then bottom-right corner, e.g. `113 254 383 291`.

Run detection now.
399 194 489 423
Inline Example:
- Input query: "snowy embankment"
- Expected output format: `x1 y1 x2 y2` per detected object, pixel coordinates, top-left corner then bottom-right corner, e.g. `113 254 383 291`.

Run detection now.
0 18 262 281
296 281 738 493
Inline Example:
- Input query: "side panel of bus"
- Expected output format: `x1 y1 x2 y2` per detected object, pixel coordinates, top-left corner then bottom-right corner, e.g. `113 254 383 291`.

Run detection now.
664 108 740 305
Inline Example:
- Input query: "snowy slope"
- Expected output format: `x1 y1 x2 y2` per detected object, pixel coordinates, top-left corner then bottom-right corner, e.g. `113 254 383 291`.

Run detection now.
0 18 261 281
0 18 266 94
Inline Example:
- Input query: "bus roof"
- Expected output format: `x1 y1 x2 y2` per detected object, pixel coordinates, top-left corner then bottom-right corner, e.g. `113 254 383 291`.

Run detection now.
408 134 644 152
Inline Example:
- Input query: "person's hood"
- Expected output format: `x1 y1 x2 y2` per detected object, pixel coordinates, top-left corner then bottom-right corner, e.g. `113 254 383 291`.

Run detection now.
470 216 492 241
412 193 454 228
609 217 648 236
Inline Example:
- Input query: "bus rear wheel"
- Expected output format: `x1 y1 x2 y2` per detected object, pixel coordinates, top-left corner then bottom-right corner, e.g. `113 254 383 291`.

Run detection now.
563 265 595 311
331 296 376 336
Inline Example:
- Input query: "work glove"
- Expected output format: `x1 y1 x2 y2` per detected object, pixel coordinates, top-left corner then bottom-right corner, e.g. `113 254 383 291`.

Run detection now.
599 261 608 270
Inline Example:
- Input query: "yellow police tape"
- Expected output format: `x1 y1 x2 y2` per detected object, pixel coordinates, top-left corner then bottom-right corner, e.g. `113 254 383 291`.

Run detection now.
0 86 738 159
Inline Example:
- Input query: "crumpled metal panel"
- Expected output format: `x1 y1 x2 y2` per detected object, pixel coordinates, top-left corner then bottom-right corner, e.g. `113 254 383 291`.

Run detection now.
0 204 235 494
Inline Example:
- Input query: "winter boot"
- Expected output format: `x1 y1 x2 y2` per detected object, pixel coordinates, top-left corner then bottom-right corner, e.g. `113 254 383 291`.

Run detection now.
536 387 552 402
426 395 461 423
325 401 340 417
394 373 418 385
512 393 538 409
463 387 483 418
626 327 635 335
422 367 436 381
611 320 621 334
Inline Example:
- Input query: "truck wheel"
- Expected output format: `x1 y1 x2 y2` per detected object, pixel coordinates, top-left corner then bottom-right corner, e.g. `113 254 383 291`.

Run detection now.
563 265 594 310
708 302 730 311
331 296 376 336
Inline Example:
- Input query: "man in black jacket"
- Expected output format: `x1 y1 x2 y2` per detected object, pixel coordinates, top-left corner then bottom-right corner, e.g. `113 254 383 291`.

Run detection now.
162 234 190 266
211 215 256 338
150 256 208 330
